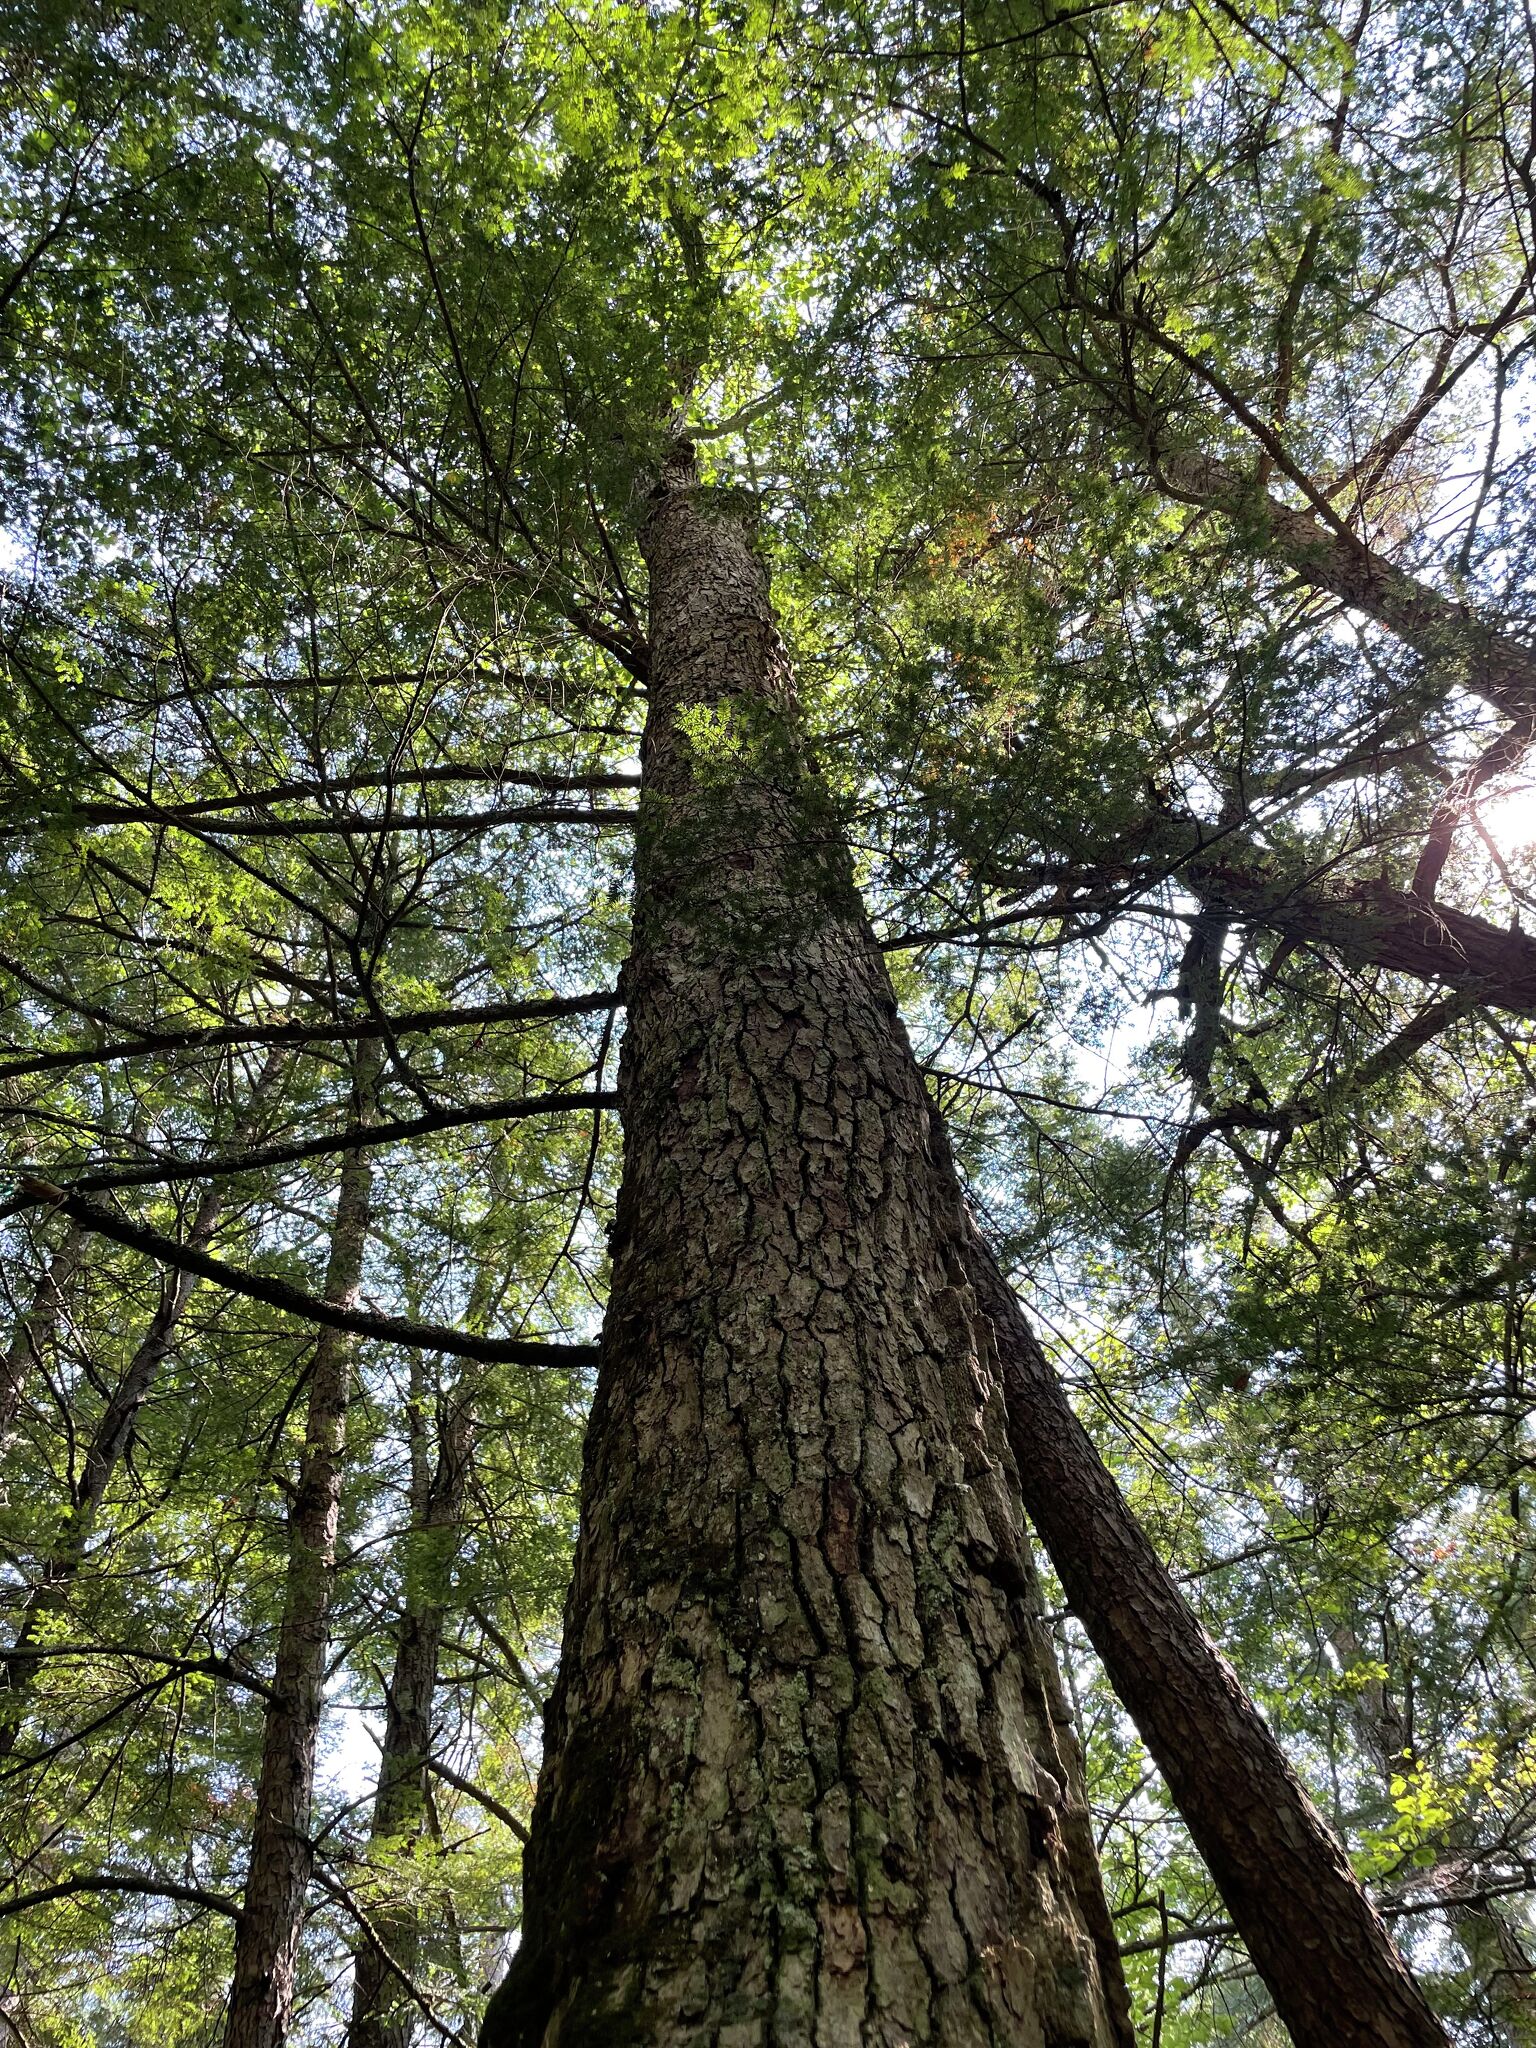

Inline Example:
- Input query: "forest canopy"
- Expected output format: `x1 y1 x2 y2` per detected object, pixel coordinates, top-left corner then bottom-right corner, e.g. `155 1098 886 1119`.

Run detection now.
1 0 1534 2042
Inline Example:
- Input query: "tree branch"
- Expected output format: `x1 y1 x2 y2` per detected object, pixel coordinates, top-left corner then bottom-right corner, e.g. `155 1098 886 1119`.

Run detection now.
0 989 619 1087
1158 448 1536 723
0 804 638 840
0 1872 239 1921
424 1755 530 1843
19 1089 619 1197
7 1180 599 1368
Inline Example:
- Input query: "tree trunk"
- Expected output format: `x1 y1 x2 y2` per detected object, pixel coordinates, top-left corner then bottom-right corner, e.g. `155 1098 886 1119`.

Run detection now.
966 1248 1449 2048
225 1043 381 2048
0 1055 284 1761
1331 1621 1536 2044
347 1359 473 2048
0 1219 84 1469
483 455 1134 2048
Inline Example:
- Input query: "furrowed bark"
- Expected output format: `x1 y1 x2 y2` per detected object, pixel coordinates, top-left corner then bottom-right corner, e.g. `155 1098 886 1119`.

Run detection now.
347 1362 474 2048
483 456 1133 2048
224 1044 382 2048
961 1236 1449 2048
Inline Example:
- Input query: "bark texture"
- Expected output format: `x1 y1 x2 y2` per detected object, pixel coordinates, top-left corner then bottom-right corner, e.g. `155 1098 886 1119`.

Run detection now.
964 1247 1449 2048
347 1365 473 2048
483 463 1132 2048
225 1044 380 2048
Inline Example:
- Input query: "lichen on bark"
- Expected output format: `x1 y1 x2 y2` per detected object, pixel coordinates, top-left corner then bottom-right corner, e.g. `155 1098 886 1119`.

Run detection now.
483 458 1132 2048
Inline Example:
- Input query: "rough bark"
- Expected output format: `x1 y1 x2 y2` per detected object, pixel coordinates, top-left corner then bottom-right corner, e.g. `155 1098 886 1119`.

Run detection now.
963 1246 1449 2048
347 1364 473 2048
483 460 1134 2048
224 1044 381 2048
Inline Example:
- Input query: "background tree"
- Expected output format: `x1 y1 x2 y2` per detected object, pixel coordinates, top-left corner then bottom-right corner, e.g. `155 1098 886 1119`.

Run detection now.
2 0 1534 2041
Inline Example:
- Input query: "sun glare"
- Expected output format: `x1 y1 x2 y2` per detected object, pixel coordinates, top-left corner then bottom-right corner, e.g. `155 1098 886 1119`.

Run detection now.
1476 775 1536 854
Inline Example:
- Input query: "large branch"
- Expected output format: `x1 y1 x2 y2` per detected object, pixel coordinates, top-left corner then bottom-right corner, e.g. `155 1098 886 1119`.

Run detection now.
425 1754 531 1843
0 802 638 840
0 762 641 823
0 1871 240 1921
1 1642 276 1701
15 1088 619 1198
953 1198 1448 2048
1160 448 1536 723
9 1179 600 1368
0 989 619 1086
982 816 1536 1017
1185 849 1536 1016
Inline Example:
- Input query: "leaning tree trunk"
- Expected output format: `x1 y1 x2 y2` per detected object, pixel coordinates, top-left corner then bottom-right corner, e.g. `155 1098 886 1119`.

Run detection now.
483 456 1134 2048
347 1356 474 2048
966 1245 1449 2048
225 1043 381 2048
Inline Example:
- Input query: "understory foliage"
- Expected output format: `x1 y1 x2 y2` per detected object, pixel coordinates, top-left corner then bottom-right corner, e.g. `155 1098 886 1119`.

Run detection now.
1 0 1534 2040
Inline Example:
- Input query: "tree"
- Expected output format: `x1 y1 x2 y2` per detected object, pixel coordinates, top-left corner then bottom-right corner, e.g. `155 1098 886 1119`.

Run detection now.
2 0 1534 2042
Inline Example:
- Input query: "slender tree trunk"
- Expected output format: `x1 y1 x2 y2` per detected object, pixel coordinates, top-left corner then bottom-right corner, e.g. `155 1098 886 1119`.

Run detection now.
966 1249 1450 2048
484 456 1133 2047
0 1219 84 1467
0 1055 284 1760
347 1360 473 2048
1331 1621 1536 2044
225 1043 382 2048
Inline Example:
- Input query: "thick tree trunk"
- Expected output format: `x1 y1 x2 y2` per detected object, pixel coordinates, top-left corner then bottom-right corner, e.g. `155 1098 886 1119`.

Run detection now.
483 458 1133 2048
225 1044 381 2048
966 1251 1449 2048
347 1362 473 2048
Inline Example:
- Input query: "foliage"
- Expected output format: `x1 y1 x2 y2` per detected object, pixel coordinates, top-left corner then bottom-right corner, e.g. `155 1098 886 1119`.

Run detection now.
2 0 1535 2040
